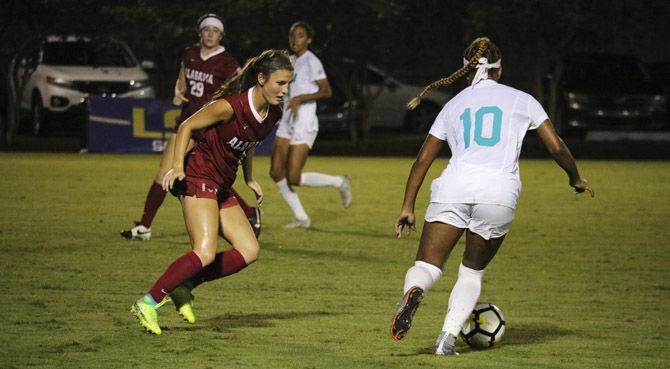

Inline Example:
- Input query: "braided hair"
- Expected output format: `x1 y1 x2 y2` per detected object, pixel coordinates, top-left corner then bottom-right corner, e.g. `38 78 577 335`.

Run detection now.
213 49 293 98
407 37 501 110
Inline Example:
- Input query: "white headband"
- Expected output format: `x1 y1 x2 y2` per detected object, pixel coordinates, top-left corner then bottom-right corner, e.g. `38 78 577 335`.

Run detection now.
463 57 501 86
199 17 224 33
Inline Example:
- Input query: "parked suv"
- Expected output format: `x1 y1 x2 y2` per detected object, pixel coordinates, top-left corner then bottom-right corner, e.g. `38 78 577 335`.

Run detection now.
547 53 667 138
8 35 155 136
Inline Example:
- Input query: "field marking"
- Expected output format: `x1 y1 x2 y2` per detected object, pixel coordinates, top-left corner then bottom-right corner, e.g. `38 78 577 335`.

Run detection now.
89 115 131 126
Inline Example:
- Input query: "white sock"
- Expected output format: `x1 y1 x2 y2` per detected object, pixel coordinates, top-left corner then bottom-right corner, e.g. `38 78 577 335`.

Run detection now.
276 178 309 220
442 263 485 336
403 260 442 294
300 172 344 188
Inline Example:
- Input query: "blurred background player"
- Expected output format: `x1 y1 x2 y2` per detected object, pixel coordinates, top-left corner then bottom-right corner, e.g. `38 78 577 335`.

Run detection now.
389 37 594 355
269 21 352 229
121 13 263 240
131 50 294 335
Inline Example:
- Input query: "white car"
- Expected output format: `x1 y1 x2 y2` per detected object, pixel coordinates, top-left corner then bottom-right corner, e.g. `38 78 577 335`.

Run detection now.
9 35 155 136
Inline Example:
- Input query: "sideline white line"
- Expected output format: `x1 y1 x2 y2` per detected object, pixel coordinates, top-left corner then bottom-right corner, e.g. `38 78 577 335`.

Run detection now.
89 115 131 126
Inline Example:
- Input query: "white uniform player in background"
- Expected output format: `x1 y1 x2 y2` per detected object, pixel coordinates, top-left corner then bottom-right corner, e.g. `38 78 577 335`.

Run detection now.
270 21 352 229
389 37 594 355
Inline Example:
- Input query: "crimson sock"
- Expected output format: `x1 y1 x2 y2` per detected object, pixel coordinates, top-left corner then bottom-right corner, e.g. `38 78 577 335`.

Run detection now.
139 182 166 228
148 251 203 302
190 248 248 288
230 187 255 218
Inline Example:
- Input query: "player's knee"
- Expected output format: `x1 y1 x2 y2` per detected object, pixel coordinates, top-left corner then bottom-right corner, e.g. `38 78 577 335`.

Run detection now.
269 167 285 182
192 242 217 266
287 171 302 186
235 239 260 263
461 257 486 271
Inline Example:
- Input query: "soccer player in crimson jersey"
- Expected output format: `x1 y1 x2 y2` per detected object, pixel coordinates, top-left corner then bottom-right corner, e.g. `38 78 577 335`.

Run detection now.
121 14 263 241
131 49 293 335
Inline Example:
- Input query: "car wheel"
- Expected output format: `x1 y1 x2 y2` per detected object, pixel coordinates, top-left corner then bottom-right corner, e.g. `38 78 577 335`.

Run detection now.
31 97 47 137
404 102 440 133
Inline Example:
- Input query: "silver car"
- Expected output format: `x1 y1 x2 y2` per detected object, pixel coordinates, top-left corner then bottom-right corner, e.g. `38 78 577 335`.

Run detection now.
8 35 154 136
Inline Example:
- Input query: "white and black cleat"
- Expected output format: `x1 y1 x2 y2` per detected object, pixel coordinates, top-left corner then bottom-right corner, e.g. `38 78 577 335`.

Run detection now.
120 221 152 240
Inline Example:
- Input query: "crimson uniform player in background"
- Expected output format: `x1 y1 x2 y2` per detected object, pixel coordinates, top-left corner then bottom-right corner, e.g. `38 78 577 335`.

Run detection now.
121 13 263 241
131 49 294 335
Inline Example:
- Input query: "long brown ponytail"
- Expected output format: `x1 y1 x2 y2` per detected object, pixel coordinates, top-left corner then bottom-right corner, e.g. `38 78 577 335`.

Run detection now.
213 49 293 99
407 37 495 110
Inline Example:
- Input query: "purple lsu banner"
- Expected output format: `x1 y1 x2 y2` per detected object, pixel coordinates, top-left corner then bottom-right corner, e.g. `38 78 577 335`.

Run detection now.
87 96 276 154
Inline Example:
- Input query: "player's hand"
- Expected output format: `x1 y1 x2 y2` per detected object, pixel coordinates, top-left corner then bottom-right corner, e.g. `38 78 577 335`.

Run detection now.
571 177 594 197
247 180 264 206
395 210 416 238
162 168 185 191
287 96 302 115
172 91 189 106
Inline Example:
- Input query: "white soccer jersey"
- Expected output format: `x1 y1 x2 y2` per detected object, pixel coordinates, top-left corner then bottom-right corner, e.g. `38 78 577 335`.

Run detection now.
278 50 327 132
428 80 549 208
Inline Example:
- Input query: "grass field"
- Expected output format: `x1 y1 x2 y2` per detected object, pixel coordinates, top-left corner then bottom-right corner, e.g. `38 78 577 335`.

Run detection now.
0 153 669 369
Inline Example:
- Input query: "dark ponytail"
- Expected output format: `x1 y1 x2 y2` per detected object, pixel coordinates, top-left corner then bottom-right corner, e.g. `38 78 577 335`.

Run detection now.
214 49 293 98
407 37 498 110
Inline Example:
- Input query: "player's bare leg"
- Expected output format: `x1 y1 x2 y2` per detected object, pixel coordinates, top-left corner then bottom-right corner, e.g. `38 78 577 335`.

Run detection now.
271 138 310 227
121 135 195 240
392 222 464 340
436 230 505 355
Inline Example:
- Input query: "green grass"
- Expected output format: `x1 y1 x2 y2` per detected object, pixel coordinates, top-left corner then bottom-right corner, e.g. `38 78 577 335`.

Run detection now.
0 153 669 369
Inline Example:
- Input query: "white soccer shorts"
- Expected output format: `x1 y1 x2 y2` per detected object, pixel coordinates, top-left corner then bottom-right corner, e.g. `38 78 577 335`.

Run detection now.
276 114 319 148
424 202 515 240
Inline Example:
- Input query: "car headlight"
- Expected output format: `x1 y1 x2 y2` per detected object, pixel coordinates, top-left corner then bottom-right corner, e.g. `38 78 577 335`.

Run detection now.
129 79 150 90
652 95 667 105
565 92 589 110
46 76 74 88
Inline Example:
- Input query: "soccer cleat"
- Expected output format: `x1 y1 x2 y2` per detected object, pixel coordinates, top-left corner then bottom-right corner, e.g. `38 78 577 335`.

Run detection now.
120 221 152 240
248 207 262 238
167 285 196 324
434 331 460 356
283 217 311 229
339 176 352 208
131 297 161 335
390 286 424 341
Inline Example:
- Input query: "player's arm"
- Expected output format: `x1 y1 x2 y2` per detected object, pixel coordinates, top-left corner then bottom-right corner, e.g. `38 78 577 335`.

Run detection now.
536 119 594 197
396 134 444 237
288 78 332 113
162 100 234 190
173 65 188 105
242 148 263 206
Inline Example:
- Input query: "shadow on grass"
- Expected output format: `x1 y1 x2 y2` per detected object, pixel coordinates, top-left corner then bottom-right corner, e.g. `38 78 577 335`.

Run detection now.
396 321 572 356
307 226 396 241
261 241 382 263
167 310 338 333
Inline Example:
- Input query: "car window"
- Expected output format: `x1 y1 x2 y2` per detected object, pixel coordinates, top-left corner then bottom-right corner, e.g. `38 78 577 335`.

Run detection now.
42 41 136 67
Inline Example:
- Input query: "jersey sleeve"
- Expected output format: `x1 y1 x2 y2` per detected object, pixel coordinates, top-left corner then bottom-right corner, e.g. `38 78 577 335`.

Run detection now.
428 105 450 140
309 56 327 82
527 95 549 130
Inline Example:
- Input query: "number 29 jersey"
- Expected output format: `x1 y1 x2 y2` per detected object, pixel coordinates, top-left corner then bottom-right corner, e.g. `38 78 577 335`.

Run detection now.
177 46 240 126
428 80 548 209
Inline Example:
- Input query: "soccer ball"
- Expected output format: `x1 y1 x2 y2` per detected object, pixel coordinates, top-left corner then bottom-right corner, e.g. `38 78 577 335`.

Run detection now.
460 303 506 348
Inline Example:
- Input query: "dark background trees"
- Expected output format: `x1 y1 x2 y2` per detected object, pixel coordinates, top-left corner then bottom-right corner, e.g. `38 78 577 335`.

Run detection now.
1 0 668 145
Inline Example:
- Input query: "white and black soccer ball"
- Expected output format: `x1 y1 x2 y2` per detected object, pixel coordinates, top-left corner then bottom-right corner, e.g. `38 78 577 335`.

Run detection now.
460 303 506 348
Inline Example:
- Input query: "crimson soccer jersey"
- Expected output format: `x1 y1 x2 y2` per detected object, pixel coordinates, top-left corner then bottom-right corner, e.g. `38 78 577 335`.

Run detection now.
176 46 239 127
184 88 282 190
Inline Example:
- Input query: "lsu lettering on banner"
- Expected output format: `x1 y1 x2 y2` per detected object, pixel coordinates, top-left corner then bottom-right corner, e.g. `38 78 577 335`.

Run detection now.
86 96 277 154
